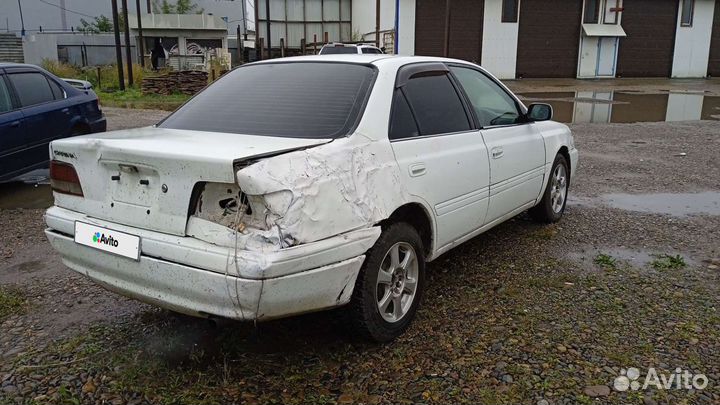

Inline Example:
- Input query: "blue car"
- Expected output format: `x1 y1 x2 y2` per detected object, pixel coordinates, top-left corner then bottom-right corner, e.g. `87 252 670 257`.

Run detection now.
0 63 106 182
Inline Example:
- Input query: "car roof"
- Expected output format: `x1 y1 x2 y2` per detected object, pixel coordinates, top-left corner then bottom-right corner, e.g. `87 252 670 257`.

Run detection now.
251 54 476 67
0 62 42 69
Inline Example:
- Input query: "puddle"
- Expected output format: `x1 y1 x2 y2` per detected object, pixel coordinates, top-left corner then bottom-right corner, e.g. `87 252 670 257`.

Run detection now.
517 91 720 123
602 192 720 217
0 182 53 209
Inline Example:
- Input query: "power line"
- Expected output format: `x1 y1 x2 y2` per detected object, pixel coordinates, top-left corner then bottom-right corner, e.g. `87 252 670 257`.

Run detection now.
36 0 97 19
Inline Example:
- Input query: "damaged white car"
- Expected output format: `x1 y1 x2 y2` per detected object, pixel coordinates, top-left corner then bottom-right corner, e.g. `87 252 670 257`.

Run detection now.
45 55 578 341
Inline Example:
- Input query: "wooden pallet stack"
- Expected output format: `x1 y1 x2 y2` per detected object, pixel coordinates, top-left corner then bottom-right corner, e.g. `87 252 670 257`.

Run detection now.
141 71 208 95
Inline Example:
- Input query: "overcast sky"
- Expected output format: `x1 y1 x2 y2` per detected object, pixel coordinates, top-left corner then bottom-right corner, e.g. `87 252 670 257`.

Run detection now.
2 0 254 34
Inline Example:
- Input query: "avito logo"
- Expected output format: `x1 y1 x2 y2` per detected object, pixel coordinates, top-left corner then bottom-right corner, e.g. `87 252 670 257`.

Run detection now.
93 231 119 247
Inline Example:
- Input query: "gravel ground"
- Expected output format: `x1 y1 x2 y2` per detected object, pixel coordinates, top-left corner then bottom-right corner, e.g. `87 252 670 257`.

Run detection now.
1 106 719 405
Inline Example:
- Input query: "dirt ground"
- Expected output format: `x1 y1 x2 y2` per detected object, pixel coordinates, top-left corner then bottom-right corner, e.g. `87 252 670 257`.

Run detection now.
1 81 719 405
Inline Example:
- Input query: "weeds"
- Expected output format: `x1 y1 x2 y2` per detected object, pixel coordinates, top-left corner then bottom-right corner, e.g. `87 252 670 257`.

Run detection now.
0 286 26 319
593 253 618 270
651 254 686 270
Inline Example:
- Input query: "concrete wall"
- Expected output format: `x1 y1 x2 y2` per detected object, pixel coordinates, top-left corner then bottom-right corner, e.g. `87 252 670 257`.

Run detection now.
672 0 716 78
397 0 416 55
23 33 137 66
22 34 58 65
481 0 520 79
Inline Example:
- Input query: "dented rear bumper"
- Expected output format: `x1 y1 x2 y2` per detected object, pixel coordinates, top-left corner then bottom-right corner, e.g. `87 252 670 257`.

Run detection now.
44 206 379 320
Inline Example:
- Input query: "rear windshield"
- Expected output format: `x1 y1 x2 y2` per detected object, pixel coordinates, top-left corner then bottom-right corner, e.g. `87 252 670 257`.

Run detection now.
159 62 375 138
319 46 358 54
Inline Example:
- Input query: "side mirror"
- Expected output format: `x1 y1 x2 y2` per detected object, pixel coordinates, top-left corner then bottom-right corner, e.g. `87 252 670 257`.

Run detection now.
527 103 553 122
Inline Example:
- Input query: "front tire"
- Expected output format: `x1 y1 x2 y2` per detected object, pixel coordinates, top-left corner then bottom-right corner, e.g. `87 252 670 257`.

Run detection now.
530 153 569 223
346 222 425 342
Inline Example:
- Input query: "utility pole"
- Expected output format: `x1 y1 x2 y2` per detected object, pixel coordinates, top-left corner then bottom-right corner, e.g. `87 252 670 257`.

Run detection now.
375 0 380 48
111 0 125 90
265 0 271 59
146 0 151 13
136 0 145 67
121 0 133 86
240 0 247 35
237 24 244 64
17 0 25 36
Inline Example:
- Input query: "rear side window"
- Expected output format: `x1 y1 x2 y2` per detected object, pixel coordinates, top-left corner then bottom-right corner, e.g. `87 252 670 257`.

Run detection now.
361 48 382 54
160 63 375 138
389 91 419 139
0 77 12 113
48 79 66 100
401 74 471 136
9 72 55 107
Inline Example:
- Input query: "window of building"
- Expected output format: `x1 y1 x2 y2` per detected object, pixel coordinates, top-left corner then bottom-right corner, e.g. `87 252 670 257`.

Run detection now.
584 0 600 23
603 0 620 24
399 73 471 137
501 0 519 23
681 0 694 27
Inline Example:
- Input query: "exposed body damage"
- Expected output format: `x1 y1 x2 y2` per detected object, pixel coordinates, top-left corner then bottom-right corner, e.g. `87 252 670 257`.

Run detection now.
188 134 409 251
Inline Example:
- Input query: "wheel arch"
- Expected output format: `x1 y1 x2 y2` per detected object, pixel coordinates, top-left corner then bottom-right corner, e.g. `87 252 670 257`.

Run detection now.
379 202 435 260
557 145 571 185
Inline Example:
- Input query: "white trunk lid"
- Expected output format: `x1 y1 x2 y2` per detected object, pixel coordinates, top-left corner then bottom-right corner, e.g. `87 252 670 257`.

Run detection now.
50 127 329 235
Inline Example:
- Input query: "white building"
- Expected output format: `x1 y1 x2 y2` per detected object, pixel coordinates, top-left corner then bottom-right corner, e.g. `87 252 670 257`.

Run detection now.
353 0 720 79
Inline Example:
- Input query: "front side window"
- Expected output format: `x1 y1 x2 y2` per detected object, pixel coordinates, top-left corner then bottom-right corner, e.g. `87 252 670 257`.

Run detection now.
8 72 55 107
0 77 13 113
400 73 471 136
361 48 382 54
160 62 375 138
450 66 522 127
681 0 694 26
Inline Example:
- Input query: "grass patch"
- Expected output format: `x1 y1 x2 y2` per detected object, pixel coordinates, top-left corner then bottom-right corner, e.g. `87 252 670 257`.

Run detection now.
41 60 191 111
594 253 618 270
97 88 190 111
0 286 26 319
650 254 686 270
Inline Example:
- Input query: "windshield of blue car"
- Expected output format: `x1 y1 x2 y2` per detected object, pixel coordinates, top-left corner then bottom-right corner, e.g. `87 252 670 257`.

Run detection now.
159 62 376 139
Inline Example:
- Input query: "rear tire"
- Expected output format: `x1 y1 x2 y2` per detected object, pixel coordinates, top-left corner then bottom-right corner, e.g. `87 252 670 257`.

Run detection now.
529 154 569 223
346 222 425 342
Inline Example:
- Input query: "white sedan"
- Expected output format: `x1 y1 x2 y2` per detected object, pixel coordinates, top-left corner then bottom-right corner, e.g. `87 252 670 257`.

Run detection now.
45 55 578 342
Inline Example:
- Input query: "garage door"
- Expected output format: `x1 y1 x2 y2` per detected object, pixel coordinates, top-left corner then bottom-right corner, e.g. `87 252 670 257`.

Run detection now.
414 0 483 63
708 1 720 76
516 0 582 78
616 0 678 77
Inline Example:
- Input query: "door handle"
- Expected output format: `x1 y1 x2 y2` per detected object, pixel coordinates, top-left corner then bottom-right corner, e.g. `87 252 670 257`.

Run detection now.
61 108 70 114
409 163 427 177
10 121 21 128
491 147 504 159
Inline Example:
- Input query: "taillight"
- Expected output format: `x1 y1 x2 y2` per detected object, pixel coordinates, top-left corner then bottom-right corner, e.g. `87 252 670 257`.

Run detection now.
50 160 84 197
